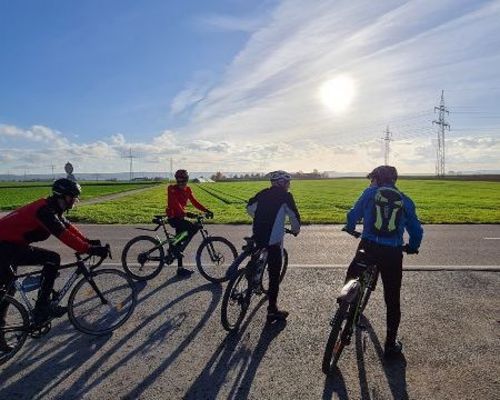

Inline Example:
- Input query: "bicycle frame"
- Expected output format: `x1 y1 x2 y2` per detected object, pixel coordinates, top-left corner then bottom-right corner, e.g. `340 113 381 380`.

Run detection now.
1 254 105 319
334 262 377 331
137 215 212 260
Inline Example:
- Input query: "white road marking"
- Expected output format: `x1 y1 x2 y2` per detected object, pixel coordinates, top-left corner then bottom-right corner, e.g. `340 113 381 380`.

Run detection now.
483 237 500 240
103 262 500 271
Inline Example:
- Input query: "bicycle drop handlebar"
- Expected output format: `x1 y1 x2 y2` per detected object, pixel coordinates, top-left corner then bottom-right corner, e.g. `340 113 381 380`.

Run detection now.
76 243 112 261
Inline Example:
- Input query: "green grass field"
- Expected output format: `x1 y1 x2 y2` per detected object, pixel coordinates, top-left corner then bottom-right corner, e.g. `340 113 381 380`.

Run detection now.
0 181 160 211
61 179 500 224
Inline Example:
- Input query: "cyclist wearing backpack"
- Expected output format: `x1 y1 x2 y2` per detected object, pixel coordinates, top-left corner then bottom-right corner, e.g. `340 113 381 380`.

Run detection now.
0 179 107 353
344 165 423 357
247 170 301 322
166 169 214 277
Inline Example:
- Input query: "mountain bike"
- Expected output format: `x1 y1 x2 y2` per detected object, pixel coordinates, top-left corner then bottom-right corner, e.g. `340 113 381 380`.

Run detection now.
121 213 238 283
221 230 293 332
322 228 417 375
0 245 137 366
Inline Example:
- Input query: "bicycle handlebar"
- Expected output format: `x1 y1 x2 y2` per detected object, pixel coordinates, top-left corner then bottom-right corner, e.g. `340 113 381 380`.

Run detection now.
341 226 361 238
76 243 112 261
186 212 213 220
342 227 419 254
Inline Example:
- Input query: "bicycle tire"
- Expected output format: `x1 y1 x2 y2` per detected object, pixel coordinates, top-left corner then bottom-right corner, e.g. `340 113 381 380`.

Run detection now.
221 268 251 332
322 300 356 374
0 295 30 365
68 269 137 336
121 235 165 281
260 248 288 294
196 236 238 283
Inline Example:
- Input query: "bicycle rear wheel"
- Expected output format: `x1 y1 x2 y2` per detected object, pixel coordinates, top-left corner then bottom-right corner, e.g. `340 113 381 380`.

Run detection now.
121 235 165 281
322 301 356 374
68 269 136 335
196 237 238 283
221 268 251 332
260 248 288 294
0 295 29 365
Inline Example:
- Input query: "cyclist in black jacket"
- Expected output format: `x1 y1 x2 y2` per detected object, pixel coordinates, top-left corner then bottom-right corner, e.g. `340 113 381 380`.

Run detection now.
247 170 300 322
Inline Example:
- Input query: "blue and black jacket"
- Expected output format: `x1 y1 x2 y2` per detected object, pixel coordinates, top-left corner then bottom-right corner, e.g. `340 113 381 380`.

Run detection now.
346 184 423 250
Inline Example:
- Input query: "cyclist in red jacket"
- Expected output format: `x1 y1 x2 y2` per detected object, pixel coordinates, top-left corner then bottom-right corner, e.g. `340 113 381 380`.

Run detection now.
0 179 108 353
166 169 213 277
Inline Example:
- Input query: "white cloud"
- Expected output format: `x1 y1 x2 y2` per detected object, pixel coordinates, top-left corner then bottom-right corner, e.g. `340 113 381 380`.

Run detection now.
0 124 69 147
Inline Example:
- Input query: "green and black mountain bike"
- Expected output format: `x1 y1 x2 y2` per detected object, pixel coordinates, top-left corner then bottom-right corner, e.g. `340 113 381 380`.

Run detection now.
121 213 238 283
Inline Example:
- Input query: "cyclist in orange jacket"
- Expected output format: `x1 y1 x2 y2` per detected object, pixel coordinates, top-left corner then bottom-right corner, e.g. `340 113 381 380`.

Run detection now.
166 169 213 277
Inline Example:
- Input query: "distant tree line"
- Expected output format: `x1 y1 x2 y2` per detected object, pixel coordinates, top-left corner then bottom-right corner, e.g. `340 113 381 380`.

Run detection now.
210 169 329 182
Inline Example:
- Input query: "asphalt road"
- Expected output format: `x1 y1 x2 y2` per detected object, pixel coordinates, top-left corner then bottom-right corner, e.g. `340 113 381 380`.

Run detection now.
39 224 500 268
1 225 499 399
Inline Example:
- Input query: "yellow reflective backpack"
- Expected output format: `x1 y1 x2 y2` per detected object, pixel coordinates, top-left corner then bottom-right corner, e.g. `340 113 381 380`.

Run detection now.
373 187 404 236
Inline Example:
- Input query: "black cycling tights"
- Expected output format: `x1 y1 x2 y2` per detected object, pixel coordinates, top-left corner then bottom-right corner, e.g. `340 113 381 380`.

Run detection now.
266 244 283 312
0 242 60 321
346 239 403 344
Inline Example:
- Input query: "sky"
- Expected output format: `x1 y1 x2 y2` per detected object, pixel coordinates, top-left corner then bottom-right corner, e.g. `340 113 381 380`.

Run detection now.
1 0 500 176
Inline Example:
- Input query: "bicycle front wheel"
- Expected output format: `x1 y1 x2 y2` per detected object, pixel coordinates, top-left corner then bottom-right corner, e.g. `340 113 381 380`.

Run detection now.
68 269 137 335
0 295 30 365
221 268 251 332
196 237 238 283
261 248 288 294
322 301 355 374
121 235 165 281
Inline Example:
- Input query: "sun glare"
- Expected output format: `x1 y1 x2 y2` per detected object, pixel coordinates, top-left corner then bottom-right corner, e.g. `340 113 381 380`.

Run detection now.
319 75 355 113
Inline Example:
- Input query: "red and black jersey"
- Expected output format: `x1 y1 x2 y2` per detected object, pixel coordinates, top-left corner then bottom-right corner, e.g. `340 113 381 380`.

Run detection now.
0 198 90 253
166 185 208 219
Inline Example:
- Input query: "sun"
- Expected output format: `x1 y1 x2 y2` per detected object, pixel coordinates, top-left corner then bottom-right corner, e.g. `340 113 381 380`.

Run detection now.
319 75 356 113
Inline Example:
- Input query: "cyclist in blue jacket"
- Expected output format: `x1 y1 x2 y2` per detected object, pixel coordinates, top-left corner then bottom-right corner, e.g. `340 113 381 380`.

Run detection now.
344 165 423 357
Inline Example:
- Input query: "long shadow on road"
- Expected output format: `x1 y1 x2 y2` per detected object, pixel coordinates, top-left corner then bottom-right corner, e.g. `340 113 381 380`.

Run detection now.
0 322 110 400
0 274 219 399
321 315 408 400
355 316 408 400
185 297 287 400
57 277 222 399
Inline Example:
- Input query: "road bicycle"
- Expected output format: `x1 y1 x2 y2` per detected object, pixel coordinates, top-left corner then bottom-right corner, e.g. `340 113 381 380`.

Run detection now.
221 230 293 332
121 213 238 283
0 246 137 366
322 228 417 375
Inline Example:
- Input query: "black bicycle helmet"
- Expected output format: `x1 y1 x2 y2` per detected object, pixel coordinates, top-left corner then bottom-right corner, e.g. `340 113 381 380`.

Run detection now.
367 165 398 185
52 178 81 197
269 170 291 182
174 169 189 181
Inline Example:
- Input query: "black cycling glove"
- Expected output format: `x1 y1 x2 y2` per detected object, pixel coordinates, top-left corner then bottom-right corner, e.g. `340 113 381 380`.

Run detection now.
88 245 108 258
